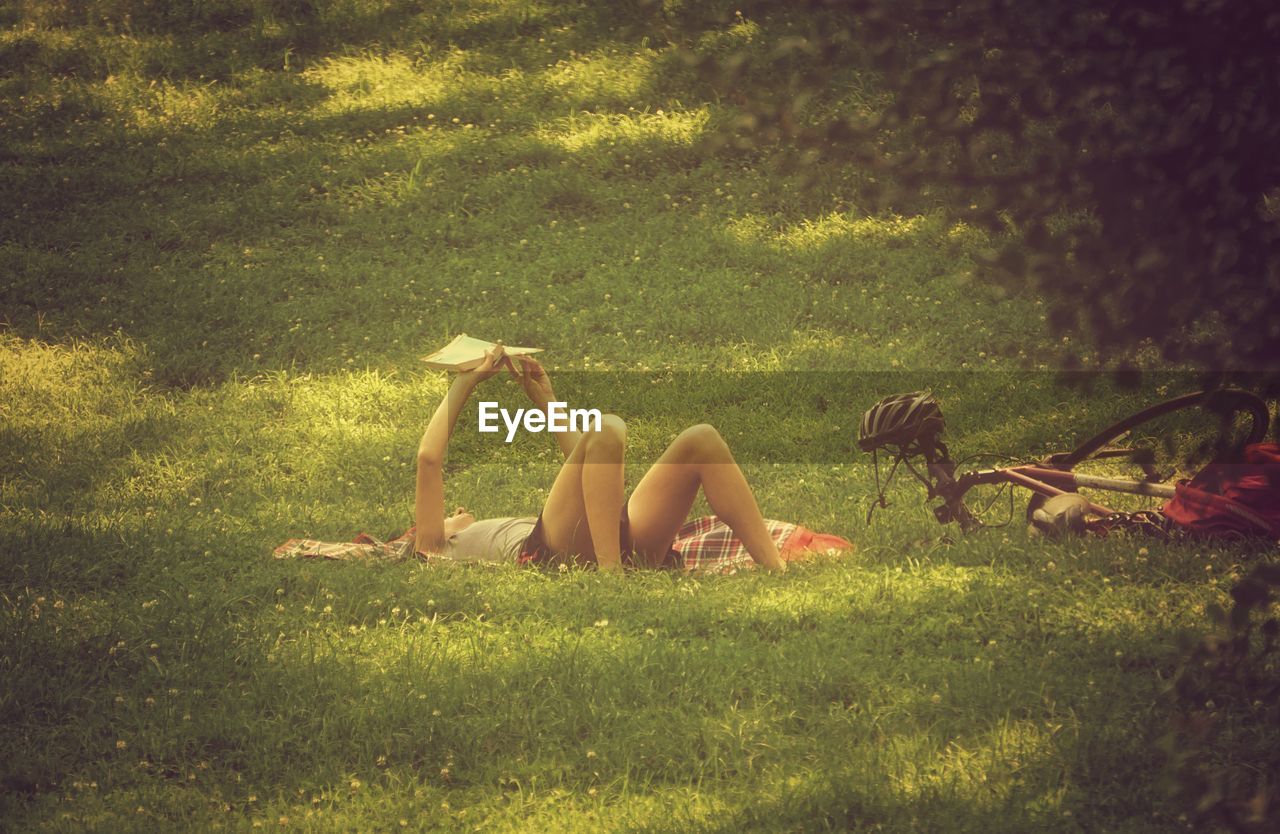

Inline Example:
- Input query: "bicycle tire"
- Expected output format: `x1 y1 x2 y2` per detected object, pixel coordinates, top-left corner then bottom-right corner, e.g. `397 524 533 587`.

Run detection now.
1052 388 1270 472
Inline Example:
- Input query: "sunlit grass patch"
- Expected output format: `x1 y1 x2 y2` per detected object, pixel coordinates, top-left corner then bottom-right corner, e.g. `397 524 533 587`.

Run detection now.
886 716 1069 811
120 77 224 131
540 48 660 110
0 334 163 502
769 212 931 250
0 55 229 138
0 333 147 415
302 37 665 126
303 49 460 113
541 106 710 156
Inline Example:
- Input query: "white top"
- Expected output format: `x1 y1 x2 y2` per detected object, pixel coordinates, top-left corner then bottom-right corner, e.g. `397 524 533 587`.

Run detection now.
439 516 537 563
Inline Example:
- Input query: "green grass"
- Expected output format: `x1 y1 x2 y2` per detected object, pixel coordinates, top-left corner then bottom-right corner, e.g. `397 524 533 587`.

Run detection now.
0 1 1272 831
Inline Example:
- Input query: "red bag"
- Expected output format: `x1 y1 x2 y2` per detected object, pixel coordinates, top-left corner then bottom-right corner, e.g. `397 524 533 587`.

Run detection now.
1161 443 1280 540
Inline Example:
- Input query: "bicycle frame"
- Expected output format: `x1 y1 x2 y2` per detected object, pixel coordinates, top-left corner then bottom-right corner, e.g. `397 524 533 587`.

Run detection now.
863 388 1271 534
931 460 1175 532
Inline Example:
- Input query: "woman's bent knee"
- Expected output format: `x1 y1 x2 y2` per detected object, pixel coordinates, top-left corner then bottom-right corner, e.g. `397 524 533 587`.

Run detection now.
586 413 626 455
597 413 627 441
676 423 729 461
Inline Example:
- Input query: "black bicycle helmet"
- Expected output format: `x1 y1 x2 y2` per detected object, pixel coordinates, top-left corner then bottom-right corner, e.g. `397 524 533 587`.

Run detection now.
858 391 945 453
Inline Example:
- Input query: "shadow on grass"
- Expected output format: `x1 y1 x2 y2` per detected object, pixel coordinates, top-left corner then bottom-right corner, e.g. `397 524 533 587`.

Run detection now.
2 555 1185 829
0 1 854 388
3 0 1020 396
0 0 628 83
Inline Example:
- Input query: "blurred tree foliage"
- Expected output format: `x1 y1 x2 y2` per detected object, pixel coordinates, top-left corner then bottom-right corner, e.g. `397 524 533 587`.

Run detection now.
1163 563 1280 832
664 0 1280 375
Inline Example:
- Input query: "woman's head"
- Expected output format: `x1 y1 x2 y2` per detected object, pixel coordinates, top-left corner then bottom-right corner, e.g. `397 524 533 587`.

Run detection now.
442 507 475 538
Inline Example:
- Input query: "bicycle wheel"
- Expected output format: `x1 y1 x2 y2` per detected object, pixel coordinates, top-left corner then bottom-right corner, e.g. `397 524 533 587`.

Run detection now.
1026 389 1271 526
1051 388 1270 472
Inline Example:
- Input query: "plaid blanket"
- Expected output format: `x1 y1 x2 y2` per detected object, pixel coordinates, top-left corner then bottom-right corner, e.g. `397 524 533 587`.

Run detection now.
274 517 852 573
671 516 852 572
273 529 418 563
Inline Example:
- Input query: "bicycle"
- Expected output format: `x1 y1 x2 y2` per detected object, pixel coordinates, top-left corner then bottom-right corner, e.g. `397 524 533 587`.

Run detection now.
858 388 1273 536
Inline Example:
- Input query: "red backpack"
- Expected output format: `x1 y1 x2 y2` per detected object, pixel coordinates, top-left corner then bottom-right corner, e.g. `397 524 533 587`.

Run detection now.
1162 443 1280 540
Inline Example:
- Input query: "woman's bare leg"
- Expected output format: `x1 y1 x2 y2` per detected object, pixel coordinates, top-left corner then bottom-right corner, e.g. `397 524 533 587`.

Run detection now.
537 414 627 570
626 424 786 571
578 416 625 569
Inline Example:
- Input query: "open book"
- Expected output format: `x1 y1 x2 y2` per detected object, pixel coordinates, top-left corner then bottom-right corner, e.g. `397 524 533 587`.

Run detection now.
420 334 542 371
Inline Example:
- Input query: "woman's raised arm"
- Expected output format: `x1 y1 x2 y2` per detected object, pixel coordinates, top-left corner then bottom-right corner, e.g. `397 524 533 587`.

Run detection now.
414 345 511 555
514 355 581 459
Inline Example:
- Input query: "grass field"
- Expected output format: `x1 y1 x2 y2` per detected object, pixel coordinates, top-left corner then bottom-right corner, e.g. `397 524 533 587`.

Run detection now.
1 2 1273 831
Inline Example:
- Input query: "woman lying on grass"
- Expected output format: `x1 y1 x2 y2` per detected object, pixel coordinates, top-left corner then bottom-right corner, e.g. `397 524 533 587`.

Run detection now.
416 344 789 572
